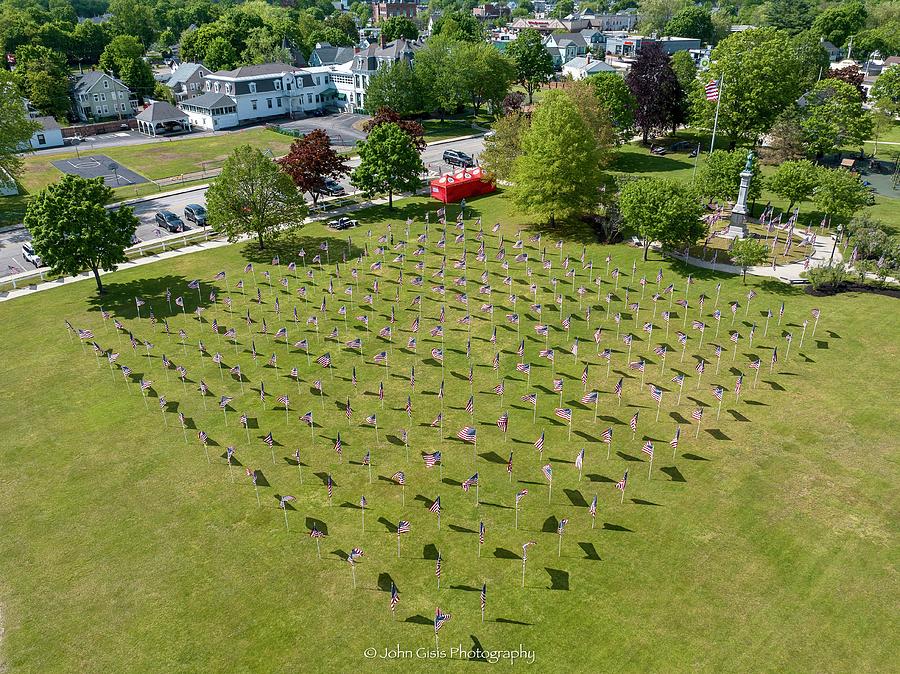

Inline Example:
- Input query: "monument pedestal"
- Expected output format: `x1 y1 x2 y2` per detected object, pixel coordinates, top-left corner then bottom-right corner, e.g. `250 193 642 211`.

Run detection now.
722 161 753 239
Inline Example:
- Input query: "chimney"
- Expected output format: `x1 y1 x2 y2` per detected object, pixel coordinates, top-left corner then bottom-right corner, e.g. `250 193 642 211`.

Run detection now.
380 33 387 48
586 53 591 63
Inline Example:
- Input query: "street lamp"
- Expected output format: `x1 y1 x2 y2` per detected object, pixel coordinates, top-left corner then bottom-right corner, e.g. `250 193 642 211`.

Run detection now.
829 223 843 264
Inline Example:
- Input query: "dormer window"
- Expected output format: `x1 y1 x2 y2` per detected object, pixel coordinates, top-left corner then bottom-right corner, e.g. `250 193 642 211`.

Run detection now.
225 84 231 94
274 80 281 90
295 77 302 88
206 81 211 90
249 82 257 93
214 83 220 93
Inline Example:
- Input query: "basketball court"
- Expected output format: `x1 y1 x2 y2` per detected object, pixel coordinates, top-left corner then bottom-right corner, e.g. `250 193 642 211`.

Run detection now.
52 155 148 188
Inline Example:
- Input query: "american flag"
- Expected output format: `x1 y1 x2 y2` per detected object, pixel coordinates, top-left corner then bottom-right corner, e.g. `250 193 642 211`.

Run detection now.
263 432 274 447
431 348 443 361
600 426 613 444
300 411 313 425
522 540 536 561
581 391 598 404
534 432 544 451
614 378 623 398
650 385 662 403
516 362 531 374
641 441 654 459
750 358 761 370
630 411 639 431
772 347 778 364
362 451 370 466
374 351 387 364
326 474 334 499
391 471 405 485
462 473 479 491
456 426 475 444
670 427 681 449
521 393 537 407
397 520 411 534
705 78 720 101
423 451 441 467
434 608 450 633
348 547 363 564
334 433 342 456
198 430 208 444
479 520 485 545
730 332 739 344
430 412 442 427
494 381 505 395
692 408 703 421
555 408 572 422
696 360 705 373
316 353 331 367
390 584 399 611
616 470 628 492
552 378 563 392
497 411 509 431
542 464 553 482
676 331 687 345
220 395 234 409
713 386 724 401
734 375 743 395
575 448 584 469
406 396 412 417
629 360 645 372
557 518 569 535
692 320 705 331
465 396 474 413
430 496 441 514
140 379 152 391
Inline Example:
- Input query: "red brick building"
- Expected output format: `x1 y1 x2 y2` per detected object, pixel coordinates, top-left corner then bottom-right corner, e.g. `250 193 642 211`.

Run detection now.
372 0 417 23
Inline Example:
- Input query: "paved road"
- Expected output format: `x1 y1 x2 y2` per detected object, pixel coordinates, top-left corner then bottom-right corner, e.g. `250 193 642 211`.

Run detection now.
1 135 485 278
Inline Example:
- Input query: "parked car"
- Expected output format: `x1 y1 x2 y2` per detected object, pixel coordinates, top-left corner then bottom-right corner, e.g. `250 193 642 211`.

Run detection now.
668 140 695 152
156 210 185 232
327 217 358 230
649 145 668 156
443 149 475 168
319 178 345 197
22 242 41 267
183 204 207 226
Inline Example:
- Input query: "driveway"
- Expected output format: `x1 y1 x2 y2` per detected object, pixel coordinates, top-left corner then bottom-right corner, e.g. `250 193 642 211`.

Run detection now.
279 113 369 147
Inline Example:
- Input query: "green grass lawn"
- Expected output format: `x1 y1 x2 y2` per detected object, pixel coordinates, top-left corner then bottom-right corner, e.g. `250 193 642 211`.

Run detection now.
421 119 478 142
0 190 897 672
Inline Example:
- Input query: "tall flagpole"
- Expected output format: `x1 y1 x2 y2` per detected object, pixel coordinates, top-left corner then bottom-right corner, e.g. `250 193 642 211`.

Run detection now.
709 78 725 154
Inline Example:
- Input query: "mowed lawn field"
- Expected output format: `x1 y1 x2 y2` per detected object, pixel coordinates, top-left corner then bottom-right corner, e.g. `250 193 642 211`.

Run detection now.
0 191 897 673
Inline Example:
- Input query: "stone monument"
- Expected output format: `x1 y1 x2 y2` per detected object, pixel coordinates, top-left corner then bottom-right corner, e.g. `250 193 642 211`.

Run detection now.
725 150 754 239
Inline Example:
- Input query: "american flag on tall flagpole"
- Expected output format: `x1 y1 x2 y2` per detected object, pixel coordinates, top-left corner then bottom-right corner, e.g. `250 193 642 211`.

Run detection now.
705 79 720 101
457 426 477 443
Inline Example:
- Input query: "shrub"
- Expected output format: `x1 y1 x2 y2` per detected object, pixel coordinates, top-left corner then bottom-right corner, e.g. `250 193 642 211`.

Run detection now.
806 262 848 290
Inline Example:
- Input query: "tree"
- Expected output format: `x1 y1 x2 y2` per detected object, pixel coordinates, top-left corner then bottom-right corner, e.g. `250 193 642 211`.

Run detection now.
638 0 688 34
13 45 71 119
99 35 155 100
351 123 424 209
811 1 867 48
729 238 769 282
587 72 635 144
153 81 176 104
695 28 820 147
510 90 605 225
431 10 484 43
71 20 110 65
364 61 426 117
812 167 870 220
824 64 866 99
625 42 683 143
506 28 554 104
480 112 527 182
502 92 525 115
764 0 815 35
363 108 426 151
0 71 40 180
278 129 349 207
380 16 419 41
24 176 138 294
205 36 239 71
551 0 575 19
766 108 807 163
107 0 158 46
766 160 819 211
459 42 516 115
696 150 762 204
670 50 698 125
798 80 873 157
241 26 291 66
563 80 616 152
664 6 715 43
413 36 468 120
206 145 308 250
850 22 900 60
871 65 900 116
618 177 705 260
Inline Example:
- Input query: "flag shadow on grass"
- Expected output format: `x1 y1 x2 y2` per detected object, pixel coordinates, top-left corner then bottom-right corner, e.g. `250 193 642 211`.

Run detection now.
306 517 327 534
705 428 730 441
541 516 560 533
449 524 476 534
602 522 633 532
404 615 433 626
661 466 686 482
586 473 614 483
564 489 587 507
681 453 709 461
616 451 642 462
251 471 270 487
423 543 439 560
545 568 569 590
495 617 532 625
377 573 396 593
578 542 601 561
449 584 479 592
378 517 398 533
274 495 297 511
385 435 405 446
493 548 521 560
632 498 663 506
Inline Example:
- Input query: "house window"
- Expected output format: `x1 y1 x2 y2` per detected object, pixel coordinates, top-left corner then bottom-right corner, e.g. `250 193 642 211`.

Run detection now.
251 100 257 111
103 79 108 88
225 84 231 94
307 93 312 103
93 94 99 102
206 81 211 90
267 98 272 109
37 134 45 145
274 80 281 90
100 93 106 102
249 82 257 93
214 83 220 93
276 97 282 107
103 105 108 114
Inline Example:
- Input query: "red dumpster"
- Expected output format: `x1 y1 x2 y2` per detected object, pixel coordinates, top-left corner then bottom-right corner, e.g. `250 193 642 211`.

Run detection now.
429 167 496 204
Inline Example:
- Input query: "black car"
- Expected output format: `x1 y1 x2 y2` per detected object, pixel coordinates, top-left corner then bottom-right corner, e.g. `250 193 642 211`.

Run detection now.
156 210 185 233
669 140 696 152
319 178 345 197
184 203 207 226
443 149 475 168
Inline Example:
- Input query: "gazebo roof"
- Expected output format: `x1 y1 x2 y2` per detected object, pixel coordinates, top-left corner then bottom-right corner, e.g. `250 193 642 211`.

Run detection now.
136 101 188 123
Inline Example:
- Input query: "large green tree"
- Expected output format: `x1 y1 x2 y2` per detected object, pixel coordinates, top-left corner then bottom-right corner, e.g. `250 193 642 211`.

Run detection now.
99 35 155 100
206 145 308 250
365 61 427 117
13 44 70 118
510 90 605 225
587 71 636 144
0 71 40 180
431 10 484 43
696 150 762 204
379 16 419 41
71 20 110 65
811 1 867 48
618 177 705 260
729 238 770 282
459 42 516 115
871 65 900 116
506 28 554 104
664 5 716 43
695 28 821 147
351 122 424 209
107 0 158 46
638 0 688 34
480 112 527 183
798 79 872 157
764 0 815 34
812 166 870 220
24 176 138 294
766 159 819 212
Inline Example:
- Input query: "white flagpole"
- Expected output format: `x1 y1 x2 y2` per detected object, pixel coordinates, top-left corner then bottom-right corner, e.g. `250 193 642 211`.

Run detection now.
709 78 724 154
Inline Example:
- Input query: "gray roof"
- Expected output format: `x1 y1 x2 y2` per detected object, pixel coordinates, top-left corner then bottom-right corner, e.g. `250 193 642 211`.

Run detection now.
178 92 235 110
211 63 304 78
312 44 356 66
34 115 61 131
565 57 616 73
167 63 209 86
136 101 188 122
553 33 588 48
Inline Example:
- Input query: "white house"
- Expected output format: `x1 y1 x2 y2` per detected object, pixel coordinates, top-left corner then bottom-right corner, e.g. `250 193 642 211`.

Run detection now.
562 55 617 80
28 116 65 149
179 63 341 130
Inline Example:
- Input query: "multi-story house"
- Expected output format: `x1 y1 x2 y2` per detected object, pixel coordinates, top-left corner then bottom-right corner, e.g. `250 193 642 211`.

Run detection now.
543 32 588 67
178 63 340 130
165 62 212 102
71 71 138 122
372 0 417 23
472 4 510 21
309 43 356 67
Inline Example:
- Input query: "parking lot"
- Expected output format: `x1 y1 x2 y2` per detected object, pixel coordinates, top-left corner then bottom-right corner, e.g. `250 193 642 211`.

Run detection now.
278 112 369 147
